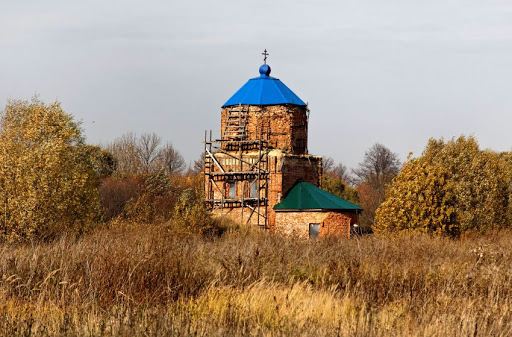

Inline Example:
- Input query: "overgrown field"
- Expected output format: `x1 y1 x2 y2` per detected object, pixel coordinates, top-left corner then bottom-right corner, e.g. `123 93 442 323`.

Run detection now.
1 225 512 336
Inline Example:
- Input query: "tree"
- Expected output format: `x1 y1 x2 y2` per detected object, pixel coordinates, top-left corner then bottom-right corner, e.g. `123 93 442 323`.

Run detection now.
332 163 350 183
86 145 116 177
322 156 351 183
107 133 186 177
0 98 100 241
322 175 359 204
321 157 359 204
139 132 161 173
374 136 512 237
322 156 335 174
189 152 205 176
108 132 142 176
159 143 186 175
352 143 401 187
353 143 401 230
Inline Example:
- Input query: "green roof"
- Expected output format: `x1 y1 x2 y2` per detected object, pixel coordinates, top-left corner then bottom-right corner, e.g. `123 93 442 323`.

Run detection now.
273 181 363 211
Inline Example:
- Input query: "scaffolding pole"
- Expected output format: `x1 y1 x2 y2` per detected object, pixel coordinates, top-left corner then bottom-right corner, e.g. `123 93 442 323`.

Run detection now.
203 105 269 228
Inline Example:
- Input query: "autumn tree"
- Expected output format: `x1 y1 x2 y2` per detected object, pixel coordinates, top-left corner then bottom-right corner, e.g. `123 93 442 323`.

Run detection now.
108 133 186 177
188 152 205 176
108 132 142 176
322 157 359 204
159 143 186 175
85 145 116 177
353 143 401 230
139 132 161 173
0 98 100 241
374 136 512 236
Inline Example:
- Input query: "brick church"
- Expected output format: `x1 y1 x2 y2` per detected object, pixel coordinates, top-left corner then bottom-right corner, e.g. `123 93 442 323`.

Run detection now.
204 52 362 238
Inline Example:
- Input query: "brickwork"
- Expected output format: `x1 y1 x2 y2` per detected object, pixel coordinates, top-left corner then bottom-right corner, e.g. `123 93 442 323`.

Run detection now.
274 211 354 239
206 150 323 228
213 207 265 227
274 211 326 237
322 213 352 238
280 154 322 197
221 105 308 155
267 151 322 226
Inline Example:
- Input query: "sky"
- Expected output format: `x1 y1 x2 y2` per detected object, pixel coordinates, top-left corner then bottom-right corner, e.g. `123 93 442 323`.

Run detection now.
2 0 512 170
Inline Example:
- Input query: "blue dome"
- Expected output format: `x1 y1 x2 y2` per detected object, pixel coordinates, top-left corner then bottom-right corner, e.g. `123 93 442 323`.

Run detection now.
222 64 306 107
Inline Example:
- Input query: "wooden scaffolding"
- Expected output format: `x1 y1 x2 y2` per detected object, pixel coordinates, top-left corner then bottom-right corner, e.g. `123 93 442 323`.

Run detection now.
203 104 269 228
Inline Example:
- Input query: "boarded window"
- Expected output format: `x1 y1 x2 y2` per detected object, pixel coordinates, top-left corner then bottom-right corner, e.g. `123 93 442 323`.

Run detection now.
309 223 320 239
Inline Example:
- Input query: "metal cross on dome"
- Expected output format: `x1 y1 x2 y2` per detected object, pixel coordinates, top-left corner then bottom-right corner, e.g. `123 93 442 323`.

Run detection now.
262 49 269 64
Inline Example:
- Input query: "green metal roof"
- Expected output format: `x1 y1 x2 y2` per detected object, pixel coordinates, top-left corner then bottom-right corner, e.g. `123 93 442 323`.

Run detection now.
273 181 363 211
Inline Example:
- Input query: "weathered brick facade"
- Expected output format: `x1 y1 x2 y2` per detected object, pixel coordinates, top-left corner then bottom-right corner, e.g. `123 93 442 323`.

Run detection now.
221 105 308 155
274 211 356 239
210 149 322 227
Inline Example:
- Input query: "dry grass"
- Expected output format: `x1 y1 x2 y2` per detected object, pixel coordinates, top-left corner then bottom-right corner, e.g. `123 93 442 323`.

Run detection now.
1 224 512 336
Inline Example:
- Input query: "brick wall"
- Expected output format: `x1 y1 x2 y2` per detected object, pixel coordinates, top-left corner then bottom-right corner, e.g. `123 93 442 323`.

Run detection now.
209 104 336 232
280 154 322 197
274 211 354 239
221 105 308 155
206 150 323 228
213 207 267 227
267 151 322 226
322 213 352 238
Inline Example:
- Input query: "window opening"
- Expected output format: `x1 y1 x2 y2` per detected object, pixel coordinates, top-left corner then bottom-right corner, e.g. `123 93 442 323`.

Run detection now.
309 223 320 239
228 181 236 199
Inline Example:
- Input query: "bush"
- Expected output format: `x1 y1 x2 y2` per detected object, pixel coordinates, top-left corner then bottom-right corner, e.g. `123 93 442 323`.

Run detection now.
99 176 143 221
0 98 100 241
123 171 179 223
375 136 512 236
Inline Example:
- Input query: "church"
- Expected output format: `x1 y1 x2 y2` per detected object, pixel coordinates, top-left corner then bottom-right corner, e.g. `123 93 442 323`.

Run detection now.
204 52 362 238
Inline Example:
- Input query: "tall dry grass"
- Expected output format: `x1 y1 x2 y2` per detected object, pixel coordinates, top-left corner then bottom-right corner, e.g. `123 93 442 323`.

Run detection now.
1 224 512 336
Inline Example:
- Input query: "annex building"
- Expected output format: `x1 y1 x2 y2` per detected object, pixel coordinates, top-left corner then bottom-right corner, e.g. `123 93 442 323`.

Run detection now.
204 53 362 238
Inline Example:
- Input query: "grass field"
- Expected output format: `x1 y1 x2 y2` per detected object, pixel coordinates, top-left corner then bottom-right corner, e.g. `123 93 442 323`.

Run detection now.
1 224 512 336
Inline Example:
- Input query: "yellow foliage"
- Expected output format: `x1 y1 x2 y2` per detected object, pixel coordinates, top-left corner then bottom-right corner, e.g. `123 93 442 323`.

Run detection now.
0 97 100 241
375 136 512 236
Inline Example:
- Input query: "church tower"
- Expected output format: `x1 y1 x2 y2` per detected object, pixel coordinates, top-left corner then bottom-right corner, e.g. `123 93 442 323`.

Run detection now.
204 52 323 229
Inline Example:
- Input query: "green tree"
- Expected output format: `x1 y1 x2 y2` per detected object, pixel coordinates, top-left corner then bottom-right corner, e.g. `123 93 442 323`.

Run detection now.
375 136 512 237
0 98 100 241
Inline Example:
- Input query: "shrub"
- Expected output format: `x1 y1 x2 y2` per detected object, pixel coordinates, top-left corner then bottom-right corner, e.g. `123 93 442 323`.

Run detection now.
0 98 100 241
99 176 143 221
375 136 512 236
123 171 179 223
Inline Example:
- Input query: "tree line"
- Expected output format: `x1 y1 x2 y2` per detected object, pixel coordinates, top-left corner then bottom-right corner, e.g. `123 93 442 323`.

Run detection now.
0 98 205 241
2 97 512 241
